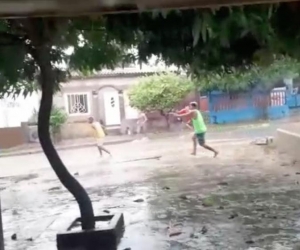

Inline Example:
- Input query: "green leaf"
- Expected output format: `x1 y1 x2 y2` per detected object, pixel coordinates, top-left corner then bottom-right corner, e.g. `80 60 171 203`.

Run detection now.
50 106 68 134
128 72 194 112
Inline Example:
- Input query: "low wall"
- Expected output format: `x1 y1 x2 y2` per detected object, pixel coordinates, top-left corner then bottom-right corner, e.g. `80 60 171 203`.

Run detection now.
0 127 27 149
25 123 93 141
276 127 300 162
61 123 93 140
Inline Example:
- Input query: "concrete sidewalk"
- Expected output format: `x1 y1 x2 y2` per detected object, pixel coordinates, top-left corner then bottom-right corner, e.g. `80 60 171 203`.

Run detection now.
0 136 134 158
0 132 190 158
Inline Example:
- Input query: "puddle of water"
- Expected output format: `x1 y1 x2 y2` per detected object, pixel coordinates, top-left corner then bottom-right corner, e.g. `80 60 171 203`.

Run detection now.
0 173 39 184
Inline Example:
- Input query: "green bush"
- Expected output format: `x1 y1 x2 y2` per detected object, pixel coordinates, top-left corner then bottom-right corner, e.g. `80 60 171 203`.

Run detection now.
50 106 67 136
128 72 194 112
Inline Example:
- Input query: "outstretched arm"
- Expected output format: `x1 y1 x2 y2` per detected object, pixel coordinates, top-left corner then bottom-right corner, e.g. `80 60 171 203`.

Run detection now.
172 110 193 118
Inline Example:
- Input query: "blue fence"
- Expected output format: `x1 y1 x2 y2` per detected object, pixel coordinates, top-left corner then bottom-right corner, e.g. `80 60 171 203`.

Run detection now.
208 90 289 124
286 93 300 108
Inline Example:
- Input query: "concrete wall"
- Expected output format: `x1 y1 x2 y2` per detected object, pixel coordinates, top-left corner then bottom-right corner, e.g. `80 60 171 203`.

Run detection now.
24 122 97 141
55 76 138 125
60 123 93 140
0 127 27 149
0 92 39 128
277 128 300 162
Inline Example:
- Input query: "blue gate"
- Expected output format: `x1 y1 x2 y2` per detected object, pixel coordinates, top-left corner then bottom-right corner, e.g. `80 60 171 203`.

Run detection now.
208 90 289 124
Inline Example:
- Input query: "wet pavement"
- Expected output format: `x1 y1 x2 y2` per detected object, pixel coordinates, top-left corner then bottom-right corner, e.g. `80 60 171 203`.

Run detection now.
1 136 300 250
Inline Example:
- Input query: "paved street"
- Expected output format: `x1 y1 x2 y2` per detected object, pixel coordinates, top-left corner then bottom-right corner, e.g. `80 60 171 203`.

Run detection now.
1 134 300 250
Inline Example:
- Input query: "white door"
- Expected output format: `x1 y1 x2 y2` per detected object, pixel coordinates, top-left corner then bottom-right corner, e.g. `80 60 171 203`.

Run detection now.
104 91 121 125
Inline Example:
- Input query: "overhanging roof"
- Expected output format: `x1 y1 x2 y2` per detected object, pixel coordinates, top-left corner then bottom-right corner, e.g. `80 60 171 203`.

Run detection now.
1 0 300 18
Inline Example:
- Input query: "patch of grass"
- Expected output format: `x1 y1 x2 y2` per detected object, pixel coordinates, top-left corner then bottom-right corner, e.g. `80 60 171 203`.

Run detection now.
202 196 216 207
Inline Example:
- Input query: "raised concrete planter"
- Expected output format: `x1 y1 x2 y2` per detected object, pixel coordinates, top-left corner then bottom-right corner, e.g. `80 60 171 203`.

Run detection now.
277 128 300 161
57 213 124 250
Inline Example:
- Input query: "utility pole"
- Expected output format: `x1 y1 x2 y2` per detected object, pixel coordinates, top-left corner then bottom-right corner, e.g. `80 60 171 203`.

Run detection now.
0 199 4 250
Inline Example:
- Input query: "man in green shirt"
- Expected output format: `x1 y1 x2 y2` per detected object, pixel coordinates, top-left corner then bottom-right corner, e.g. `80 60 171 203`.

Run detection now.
172 102 219 157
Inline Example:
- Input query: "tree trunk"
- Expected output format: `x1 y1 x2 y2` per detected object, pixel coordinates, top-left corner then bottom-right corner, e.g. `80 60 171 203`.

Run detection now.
35 42 95 230
0 199 4 250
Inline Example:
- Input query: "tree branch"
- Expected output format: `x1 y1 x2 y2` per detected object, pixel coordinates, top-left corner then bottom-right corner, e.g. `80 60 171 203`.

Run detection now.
0 31 26 45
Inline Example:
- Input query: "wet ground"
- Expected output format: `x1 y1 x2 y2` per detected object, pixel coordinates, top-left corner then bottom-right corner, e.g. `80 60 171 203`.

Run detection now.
1 136 300 250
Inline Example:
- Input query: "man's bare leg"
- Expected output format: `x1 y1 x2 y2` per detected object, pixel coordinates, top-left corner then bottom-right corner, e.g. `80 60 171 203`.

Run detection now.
191 133 197 155
97 146 103 157
136 125 141 135
202 144 219 158
99 145 111 156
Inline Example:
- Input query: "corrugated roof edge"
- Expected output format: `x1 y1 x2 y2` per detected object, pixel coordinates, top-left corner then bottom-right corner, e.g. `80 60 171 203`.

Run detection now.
70 69 179 80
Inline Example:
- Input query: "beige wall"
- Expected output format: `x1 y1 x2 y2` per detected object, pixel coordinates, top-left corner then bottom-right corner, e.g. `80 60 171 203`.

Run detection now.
53 92 65 109
61 122 92 140
0 127 27 149
62 76 138 90
277 128 300 162
55 76 139 124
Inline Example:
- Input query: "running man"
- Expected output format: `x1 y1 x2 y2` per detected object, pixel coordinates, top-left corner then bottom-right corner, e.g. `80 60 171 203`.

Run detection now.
172 102 219 157
88 117 111 157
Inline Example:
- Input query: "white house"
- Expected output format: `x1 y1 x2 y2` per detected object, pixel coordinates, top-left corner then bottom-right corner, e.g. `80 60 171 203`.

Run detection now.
0 92 40 128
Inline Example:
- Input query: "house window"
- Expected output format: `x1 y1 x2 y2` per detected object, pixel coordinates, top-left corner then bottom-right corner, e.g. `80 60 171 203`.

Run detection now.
65 93 90 115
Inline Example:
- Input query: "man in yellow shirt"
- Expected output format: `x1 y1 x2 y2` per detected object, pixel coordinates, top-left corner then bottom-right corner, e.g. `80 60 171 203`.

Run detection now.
88 117 111 157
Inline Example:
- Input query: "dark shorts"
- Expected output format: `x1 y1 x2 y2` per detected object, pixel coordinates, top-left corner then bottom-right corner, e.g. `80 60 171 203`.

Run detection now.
195 133 206 146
